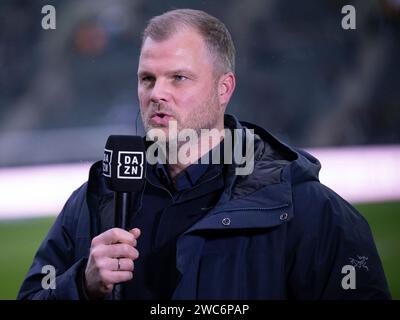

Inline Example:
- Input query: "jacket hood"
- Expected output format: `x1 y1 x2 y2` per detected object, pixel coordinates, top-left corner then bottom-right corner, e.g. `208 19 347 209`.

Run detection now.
224 113 321 192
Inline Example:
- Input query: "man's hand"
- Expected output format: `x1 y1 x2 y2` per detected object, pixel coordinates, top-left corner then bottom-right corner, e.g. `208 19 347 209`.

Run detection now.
84 228 141 299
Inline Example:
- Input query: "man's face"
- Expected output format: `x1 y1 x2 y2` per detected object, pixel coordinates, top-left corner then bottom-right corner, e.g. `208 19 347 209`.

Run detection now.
138 28 223 141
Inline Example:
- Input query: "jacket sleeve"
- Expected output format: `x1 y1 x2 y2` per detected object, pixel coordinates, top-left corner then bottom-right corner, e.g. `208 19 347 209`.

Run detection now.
287 182 391 299
17 184 90 300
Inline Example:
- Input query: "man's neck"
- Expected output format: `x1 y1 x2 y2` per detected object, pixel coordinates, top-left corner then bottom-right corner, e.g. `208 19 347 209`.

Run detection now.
167 131 225 184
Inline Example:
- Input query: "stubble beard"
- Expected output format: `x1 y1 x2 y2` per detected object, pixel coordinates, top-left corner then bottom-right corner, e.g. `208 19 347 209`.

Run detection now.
141 88 222 148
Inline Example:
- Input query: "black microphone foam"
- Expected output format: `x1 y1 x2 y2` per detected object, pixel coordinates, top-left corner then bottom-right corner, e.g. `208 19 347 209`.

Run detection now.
103 135 146 193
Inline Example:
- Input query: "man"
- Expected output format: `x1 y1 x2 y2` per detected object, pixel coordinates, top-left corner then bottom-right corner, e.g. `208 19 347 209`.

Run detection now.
18 9 390 300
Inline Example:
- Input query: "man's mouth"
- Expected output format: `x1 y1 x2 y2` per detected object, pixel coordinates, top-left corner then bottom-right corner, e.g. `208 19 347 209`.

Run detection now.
150 112 174 126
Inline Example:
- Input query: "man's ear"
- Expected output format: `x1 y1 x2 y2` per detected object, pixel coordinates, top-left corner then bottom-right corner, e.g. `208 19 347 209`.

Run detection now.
218 72 236 107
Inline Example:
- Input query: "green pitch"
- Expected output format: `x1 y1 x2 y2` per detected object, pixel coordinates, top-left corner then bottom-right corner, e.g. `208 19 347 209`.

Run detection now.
0 201 399 299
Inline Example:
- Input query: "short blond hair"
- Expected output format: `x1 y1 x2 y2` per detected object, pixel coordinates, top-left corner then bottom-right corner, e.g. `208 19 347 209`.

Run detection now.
142 9 235 76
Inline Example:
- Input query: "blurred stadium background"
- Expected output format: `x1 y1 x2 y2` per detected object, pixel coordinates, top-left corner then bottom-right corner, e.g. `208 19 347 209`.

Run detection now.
0 0 399 299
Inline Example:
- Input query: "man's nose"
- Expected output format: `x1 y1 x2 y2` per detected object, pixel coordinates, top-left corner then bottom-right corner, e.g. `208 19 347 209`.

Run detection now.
150 79 169 104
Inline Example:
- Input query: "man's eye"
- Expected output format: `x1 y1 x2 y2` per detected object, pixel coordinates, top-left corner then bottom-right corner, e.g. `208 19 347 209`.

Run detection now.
141 76 154 83
174 75 187 81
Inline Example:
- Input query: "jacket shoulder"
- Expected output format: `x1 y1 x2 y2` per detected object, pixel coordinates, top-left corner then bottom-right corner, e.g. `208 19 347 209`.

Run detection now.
57 181 90 232
290 180 371 239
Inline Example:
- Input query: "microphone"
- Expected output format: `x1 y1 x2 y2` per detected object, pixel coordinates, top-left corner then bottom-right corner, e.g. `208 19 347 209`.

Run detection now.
103 135 146 229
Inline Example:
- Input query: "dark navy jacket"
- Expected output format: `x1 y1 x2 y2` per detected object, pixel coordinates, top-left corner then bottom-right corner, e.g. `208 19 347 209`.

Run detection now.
17 114 391 300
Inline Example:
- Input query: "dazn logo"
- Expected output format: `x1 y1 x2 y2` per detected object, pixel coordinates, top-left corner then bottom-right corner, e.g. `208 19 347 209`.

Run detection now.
117 151 144 179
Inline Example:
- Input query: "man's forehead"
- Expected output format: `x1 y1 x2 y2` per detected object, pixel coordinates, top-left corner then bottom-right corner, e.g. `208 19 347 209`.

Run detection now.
140 28 207 60
138 47 194 74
